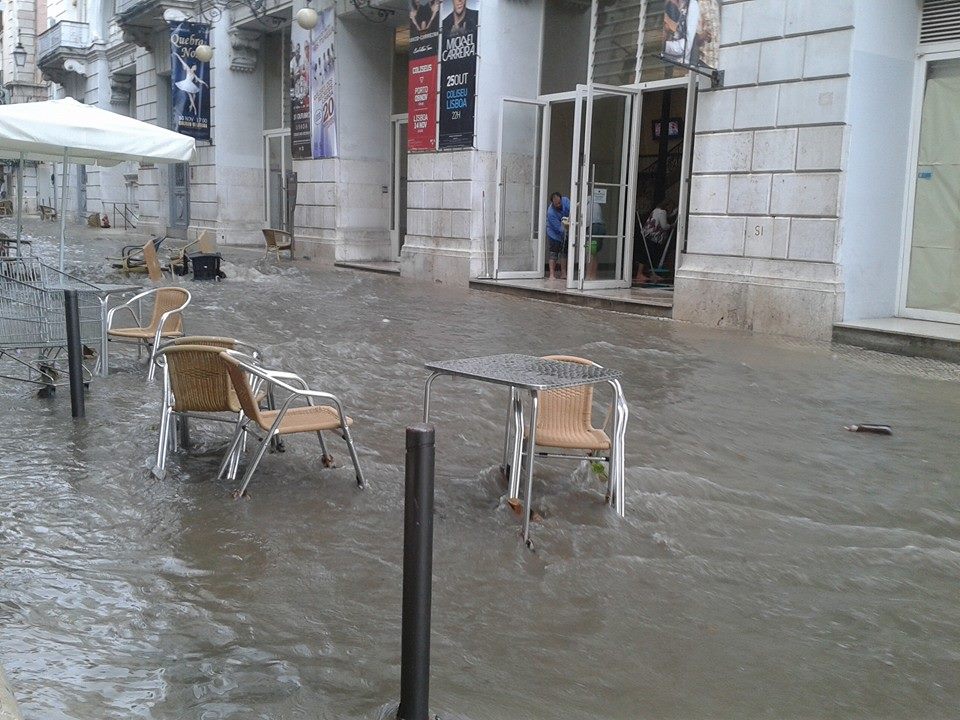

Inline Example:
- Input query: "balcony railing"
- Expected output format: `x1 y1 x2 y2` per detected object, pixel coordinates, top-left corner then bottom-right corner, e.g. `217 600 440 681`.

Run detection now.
37 20 91 61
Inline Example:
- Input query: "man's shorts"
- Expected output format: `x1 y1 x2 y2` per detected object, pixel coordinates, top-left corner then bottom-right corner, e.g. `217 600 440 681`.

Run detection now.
548 238 564 262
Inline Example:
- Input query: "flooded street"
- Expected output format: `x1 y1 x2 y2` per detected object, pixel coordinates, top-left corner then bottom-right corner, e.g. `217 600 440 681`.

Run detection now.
1 221 959 719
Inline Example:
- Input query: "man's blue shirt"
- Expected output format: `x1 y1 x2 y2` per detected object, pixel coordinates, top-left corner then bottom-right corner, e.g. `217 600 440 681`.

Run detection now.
546 197 570 242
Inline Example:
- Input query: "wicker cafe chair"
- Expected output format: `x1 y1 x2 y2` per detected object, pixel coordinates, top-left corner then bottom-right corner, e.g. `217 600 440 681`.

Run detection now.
106 287 190 380
152 338 267 481
517 355 614 504
218 349 365 498
261 228 293 261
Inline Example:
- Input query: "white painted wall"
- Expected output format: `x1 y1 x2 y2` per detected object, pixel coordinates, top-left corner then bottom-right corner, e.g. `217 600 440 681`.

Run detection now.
840 0 921 321
475 0 543 152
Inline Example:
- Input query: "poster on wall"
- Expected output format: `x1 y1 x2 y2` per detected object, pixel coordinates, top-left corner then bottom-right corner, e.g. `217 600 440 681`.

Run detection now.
311 6 337 158
289 7 337 159
662 0 720 69
290 22 312 159
438 0 479 150
407 0 440 152
169 21 211 140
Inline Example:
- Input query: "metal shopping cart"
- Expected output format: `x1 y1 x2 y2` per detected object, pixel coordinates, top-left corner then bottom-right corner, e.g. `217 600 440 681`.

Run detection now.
0 257 103 390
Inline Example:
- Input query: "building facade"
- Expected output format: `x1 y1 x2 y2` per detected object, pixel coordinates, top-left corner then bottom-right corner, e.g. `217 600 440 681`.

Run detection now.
1 0 957 343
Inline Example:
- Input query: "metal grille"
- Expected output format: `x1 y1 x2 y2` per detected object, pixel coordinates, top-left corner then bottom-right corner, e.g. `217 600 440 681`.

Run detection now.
921 0 960 45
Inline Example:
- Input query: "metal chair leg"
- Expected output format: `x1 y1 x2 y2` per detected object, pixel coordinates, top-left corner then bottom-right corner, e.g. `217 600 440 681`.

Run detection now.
219 421 247 480
317 430 333 467
521 391 540 547
501 387 516 471
508 391 524 500
153 405 172 479
234 430 275 497
341 425 365 488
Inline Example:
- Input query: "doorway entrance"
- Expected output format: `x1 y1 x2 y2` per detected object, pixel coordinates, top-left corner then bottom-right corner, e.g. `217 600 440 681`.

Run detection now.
264 130 292 231
391 114 408 259
493 77 692 297
900 52 960 323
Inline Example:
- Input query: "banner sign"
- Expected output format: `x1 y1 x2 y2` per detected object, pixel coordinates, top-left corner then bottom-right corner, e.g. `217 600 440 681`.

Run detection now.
289 7 337 159
407 0 440 152
311 6 337 158
662 0 720 69
169 21 211 141
290 23 312 159
438 0 479 150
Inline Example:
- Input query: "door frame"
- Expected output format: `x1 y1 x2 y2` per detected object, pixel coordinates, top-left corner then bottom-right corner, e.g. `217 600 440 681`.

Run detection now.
897 48 960 324
493 96 550 279
568 82 641 291
263 128 290 230
390 113 408 259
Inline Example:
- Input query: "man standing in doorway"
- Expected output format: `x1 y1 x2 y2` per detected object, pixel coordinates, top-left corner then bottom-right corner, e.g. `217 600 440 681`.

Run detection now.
546 191 570 280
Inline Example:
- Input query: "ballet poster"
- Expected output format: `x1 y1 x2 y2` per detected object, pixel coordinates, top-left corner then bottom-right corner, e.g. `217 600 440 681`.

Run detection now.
169 21 210 140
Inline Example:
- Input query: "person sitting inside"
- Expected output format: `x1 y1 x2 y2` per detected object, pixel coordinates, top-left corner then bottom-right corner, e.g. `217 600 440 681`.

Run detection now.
634 199 676 285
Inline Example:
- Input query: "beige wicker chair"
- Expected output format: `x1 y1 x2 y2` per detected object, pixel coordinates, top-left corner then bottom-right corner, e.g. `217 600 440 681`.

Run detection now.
219 350 364 498
513 355 612 509
153 338 266 480
261 228 293 261
534 355 611 453
106 287 190 380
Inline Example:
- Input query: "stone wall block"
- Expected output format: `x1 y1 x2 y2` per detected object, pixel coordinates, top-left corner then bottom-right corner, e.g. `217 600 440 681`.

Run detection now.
776 77 848 126
697 89 737 132
771 217 791 258
796 125 844 171
752 128 798 172
687 215 746 255
718 43 761 87
740 0 786 42
720 1 743 45
803 30 853 79
442 180 471 210
690 175 730 214
770 173 840 216
728 174 772 215
788 217 838 262
693 131 753 174
758 36 805 83
734 85 779 130
421 181 442 209
785 0 854 35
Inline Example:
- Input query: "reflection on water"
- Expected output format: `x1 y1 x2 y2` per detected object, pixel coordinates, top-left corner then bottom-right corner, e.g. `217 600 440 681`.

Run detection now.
1 221 959 719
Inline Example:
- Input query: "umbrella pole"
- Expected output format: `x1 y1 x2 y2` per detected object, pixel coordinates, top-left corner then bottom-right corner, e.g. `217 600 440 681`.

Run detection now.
15 152 23 255
58 148 68 272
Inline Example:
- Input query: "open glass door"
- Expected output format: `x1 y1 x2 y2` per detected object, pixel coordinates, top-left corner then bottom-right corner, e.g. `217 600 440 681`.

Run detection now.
567 84 639 290
900 53 960 323
494 98 548 278
264 130 291 231
391 115 408 259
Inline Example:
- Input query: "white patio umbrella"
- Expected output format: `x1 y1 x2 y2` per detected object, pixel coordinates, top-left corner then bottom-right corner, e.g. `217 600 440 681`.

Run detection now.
0 97 195 269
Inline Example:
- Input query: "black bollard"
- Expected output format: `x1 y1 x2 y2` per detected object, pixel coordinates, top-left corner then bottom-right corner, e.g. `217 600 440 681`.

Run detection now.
63 289 85 418
398 424 435 720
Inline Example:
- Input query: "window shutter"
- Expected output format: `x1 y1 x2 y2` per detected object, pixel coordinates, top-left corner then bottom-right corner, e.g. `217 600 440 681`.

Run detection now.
921 0 960 45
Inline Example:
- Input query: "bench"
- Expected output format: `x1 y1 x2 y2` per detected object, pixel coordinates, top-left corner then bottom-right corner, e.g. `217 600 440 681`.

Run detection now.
38 205 57 221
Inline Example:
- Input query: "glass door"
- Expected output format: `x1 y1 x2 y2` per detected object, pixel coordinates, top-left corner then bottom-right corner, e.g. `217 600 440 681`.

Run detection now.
494 98 548 278
567 83 639 290
901 53 960 323
264 131 291 231
391 115 408 259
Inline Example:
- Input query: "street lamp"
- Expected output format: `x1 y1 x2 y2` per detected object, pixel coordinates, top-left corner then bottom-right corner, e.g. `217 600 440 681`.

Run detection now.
295 5 318 29
194 44 213 62
13 34 27 68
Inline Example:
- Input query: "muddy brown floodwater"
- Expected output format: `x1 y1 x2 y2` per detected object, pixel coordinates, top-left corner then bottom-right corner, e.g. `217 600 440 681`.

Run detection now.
1 220 959 719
